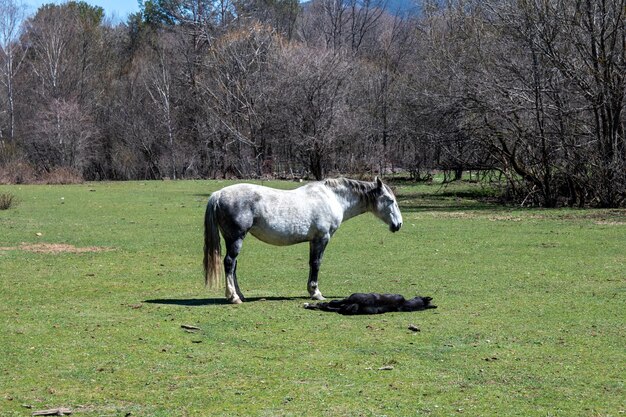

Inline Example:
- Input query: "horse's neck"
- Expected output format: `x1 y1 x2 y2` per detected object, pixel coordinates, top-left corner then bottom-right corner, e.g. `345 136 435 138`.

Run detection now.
331 187 369 221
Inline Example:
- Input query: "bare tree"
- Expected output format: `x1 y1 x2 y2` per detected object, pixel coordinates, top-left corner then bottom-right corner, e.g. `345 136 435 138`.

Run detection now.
411 0 625 206
200 24 279 177
276 46 352 179
24 3 104 102
0 0 621 207
298 0 386 54
235 0 299 39
353 13 414 173
143 37 178 179
478 0 626 206
27 98 98 171
0 0 26 145
17 2 105 173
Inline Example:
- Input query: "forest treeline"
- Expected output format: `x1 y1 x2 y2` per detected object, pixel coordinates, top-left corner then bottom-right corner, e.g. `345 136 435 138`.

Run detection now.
0 0 624 207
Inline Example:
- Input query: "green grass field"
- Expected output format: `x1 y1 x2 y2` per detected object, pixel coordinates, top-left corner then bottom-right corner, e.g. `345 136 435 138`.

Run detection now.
1 179 624 416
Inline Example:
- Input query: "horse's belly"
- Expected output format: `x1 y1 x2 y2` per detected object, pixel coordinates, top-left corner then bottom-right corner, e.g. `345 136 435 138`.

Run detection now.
249 223 311 246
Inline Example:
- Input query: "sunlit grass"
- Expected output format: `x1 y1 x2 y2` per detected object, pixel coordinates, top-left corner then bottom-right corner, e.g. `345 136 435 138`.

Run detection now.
1 179 624 416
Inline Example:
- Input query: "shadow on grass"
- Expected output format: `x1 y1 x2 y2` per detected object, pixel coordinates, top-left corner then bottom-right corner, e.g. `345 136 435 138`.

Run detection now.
144 295 342 306
398 198 503 213
396 190 504 213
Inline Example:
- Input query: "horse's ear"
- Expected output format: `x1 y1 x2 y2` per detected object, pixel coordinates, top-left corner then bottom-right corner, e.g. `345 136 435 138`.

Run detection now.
375 176 383 189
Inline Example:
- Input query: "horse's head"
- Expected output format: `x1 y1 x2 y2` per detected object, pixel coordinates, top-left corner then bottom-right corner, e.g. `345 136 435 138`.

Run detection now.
373 177 403 233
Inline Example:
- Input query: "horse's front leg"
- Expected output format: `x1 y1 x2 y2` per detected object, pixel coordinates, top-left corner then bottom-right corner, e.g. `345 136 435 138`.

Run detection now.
308 236 329 300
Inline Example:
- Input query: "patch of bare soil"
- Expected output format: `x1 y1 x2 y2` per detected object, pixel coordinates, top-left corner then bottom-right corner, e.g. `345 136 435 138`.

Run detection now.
423 212 546 221
424 211 476 219
488 215 524 222
0 243 113 254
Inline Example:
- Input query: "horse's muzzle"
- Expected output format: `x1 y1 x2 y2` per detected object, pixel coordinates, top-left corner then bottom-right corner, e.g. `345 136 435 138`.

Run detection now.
390 223 402 233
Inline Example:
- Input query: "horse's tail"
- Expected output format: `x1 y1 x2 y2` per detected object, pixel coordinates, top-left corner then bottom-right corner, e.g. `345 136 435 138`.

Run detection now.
203 192 223 288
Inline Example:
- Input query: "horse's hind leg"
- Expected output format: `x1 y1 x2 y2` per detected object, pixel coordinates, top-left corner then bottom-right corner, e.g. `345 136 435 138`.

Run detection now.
224 237 245 304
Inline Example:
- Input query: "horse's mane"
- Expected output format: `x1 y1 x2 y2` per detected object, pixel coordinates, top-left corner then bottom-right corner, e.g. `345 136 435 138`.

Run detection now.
323 178 380 207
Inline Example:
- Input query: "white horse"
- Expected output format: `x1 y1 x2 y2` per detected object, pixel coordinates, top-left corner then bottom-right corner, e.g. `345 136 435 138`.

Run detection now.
203 177 403 304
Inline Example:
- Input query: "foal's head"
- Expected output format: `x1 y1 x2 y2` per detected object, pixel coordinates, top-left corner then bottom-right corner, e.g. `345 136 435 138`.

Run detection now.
372 177 403 233
401 296 437 311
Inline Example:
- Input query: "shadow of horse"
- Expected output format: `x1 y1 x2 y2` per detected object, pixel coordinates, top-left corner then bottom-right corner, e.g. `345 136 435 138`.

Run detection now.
144 296 342 307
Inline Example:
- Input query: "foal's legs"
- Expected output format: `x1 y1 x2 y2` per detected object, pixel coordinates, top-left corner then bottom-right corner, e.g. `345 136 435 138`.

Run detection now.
308 236 329 300
224 237 245 304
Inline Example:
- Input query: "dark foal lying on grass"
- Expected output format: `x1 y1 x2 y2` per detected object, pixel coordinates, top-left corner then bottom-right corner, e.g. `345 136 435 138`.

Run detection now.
304 293 437 315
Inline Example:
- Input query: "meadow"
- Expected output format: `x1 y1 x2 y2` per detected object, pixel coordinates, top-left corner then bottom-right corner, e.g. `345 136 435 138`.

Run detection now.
0 179 624 416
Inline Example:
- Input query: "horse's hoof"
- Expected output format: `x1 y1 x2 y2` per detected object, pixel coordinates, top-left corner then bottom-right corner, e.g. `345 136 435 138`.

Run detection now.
229 298 243 304
311 294 326 301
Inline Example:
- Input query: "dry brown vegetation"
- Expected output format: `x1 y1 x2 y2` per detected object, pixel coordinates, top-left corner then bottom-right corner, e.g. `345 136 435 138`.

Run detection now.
0 243 113 253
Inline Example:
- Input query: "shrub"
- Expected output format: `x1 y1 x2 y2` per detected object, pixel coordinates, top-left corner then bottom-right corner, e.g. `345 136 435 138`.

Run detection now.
40 167 84 184
0 192 17 210
0 161 37 184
